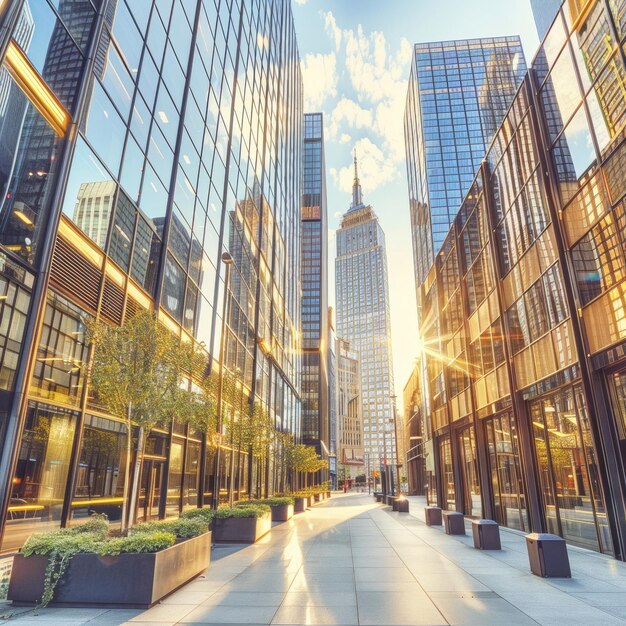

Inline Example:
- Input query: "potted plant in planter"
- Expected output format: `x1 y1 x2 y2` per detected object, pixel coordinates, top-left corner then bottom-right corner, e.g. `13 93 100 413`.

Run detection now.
8 515 211 608
236 497 294 522
183 504 271 543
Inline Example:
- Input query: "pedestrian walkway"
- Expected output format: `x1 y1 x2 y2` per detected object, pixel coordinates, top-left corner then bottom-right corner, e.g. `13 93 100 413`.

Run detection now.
3 493 626 625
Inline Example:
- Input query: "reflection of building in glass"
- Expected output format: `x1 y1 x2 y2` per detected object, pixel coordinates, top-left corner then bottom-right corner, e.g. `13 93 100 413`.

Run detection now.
72 181 116 249
336 338 364 482
404 37 526 288
403 0 626 560
336 158 396 472
301 113 329 463
530 0 563 39
0 0 303 553
403 363 426 496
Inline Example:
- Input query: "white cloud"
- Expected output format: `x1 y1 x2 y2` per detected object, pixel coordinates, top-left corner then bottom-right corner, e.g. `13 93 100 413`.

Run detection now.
300 52 337 112
323 11 342 51
318 12 413 186
335 137 395 195
294 0 308 4
328 97 373 139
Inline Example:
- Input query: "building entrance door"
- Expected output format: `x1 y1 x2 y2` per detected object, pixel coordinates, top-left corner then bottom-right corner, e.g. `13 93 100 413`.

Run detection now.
137 459 164 521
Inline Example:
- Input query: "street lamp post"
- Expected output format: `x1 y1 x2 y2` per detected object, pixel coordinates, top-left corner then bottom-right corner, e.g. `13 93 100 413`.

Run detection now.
211 252 233 511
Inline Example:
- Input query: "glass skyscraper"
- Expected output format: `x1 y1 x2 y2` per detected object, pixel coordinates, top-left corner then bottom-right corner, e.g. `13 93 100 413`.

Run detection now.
0 0 302 553
530 0 563 39
404 37 526 288
301 113 329 462
335 158 396 473
402 0 626 561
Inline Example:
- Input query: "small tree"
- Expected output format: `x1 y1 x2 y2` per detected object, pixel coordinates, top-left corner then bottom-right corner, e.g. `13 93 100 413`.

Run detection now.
87 311 198 530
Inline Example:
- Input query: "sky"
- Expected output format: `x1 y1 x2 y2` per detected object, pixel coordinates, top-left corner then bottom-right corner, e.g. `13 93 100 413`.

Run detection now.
291 0 541 411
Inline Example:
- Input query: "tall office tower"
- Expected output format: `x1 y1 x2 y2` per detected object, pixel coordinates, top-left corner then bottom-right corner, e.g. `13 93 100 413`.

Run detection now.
530 0 563 39
301 113 329 462
404 37 526 289
0 0 302 552
335 157 396 473
400 0 626 560
336 338 364 482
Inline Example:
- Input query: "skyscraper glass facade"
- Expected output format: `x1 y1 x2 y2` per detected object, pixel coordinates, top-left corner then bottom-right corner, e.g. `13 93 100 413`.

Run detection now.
336 338 364 482
530 0 563 39
335 165 396 471
0 0 302 553
404 37 526 288
404 0 626 560
301 113 329 457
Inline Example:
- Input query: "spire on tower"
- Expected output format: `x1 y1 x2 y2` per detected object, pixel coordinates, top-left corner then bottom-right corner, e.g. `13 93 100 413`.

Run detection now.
351 150 363 209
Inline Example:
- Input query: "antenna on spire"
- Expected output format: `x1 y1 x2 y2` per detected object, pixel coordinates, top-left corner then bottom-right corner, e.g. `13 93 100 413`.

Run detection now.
351 149 363 209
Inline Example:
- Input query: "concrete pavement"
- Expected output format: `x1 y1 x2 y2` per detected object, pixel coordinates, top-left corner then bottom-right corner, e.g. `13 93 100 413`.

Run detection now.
2 493 626 625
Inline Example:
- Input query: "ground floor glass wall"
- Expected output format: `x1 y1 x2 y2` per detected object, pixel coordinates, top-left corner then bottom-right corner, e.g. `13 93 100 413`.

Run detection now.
484 412 528 532
4 402 78 553
458 426 481 517
439 436 455 509
530 385 612 553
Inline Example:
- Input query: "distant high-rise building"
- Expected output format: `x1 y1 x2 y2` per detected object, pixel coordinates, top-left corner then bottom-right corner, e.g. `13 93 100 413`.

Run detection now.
336 338 364 482
301 113 329 461
530 0 562 39
404 37 526 288
335 156 396 473
72 181 117 248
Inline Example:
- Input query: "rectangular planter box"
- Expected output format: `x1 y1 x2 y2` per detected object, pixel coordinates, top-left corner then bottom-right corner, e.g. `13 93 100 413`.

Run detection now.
270 504 294 522
8 532 211 608
307 496 314 507
294 497 306 513
213 512 271 543
313 493 322 503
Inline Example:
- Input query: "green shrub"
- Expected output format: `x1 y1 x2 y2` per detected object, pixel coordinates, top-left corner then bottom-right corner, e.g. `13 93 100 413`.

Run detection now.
235 497 293 507
71 514 109 539
22 532 100 608
214 505 270 519
131 518 208 538
97 531 175 556
179 507 215 523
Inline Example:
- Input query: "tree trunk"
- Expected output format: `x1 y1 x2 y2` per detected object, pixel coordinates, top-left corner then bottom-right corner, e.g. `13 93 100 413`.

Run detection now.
120 403 132 533
127 425 145 529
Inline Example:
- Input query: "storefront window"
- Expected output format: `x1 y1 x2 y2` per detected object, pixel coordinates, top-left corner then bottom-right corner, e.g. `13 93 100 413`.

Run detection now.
530 386 611 552
166 439 183 516
439 436 454 509
183 440 200 509
458 427 480 517
485 412 528 531
71 415 128 524
3 402 78 553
